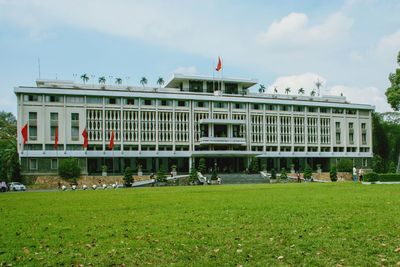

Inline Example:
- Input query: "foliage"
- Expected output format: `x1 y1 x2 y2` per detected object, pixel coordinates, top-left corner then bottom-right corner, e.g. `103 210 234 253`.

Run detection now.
303 165 312 180
156 77 165 87
189 164 198 184
123 166 133 187
270 168 276 179
140 77 148 87
388 161 397 173
156 165 167 183
249 157 260 174
336 159 353 172
58 158 81 182
330 165 338 182
198 158 207 174
372 154 385 173
280 168 287 180
364 172 379 182
378 173 400 182
101 165 108 173
385 51 400 110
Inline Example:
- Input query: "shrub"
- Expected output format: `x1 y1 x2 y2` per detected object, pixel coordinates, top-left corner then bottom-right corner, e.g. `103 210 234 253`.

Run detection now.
330 165 338 182
388 161 397 173
156 165 167 183
336 159 353 172
58 158 81 183
211 167 218 180
198 158 207 174
123 166 133 187
249 157 260 174
378 173 400 182
303 165 312 180
364 172 379 182
270 168 276 179
280 168 287 180
101 165 108 173
372 154 385 173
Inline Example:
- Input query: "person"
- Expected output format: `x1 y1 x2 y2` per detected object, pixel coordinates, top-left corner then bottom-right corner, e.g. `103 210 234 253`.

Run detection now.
352 166 357 183
358 168 363 183
296 172 301 183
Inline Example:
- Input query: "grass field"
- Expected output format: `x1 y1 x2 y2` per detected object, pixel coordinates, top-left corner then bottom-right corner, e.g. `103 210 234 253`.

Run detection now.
1 183 400 266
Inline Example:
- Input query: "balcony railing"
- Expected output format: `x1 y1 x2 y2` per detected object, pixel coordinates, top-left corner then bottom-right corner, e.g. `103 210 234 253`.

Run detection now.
199 137 246 145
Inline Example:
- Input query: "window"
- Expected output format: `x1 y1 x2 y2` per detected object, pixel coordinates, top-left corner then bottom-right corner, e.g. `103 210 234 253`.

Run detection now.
197 101 205 108
66 96 84 104
320 108 330 113
234 103 244 109
214 102 226 109
25 95 40 102
206 82 220 92
47 95 63 103
362 158 368 167
280 105 291 112
336 132 341 144
293 106 305 112
361 123 366 129
252 104 260 110
346 109 357 115
71 113 79 141
335 122 340 129
362 133 367 145
177 101 187 107
266 104 277 111
51 159 58 170
160 100 169 106
108 98 117 104
332 108 344 114
143 99 152 106
349 133 354 144
30 159 38 170
189 80 203 92
349 122 354 129
28 112 37 141
224 83 238 94
50 112 58 141
126 98 135 105
307 107 317 113
86 97 103 104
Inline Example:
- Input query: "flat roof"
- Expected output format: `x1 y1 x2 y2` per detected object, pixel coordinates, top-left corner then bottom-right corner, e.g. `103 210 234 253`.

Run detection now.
165 73 258 89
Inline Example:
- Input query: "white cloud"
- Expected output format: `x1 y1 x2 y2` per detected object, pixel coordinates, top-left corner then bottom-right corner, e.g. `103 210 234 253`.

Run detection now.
376 31 400 59
173 66 197 75
257 12 353 47
267 73 327 95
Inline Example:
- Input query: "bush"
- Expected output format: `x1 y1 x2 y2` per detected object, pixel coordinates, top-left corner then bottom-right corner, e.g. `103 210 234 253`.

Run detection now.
364 172 379 182
303 165 312 180
58 158 81 183
372 154 385 173
156 165 167 183
378 173 400 182
211 166 218 180
336 159 353 172
198 158 207 174
189 164 198 184
388 161 397 173
270 168 276 179
330 165 338 182
280 168 287 180
123 166 133 187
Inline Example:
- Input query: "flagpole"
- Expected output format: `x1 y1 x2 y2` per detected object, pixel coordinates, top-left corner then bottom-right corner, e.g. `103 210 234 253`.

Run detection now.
212 59 215 92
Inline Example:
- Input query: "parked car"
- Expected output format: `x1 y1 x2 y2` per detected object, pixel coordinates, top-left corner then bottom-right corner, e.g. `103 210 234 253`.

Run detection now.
0 181 7 192
8 182 26 191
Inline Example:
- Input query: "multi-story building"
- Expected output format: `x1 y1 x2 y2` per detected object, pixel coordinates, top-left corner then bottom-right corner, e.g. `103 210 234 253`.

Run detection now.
15 74 374 175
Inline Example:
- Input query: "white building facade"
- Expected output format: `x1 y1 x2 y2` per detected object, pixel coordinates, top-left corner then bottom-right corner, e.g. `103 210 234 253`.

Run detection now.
15 74 374 175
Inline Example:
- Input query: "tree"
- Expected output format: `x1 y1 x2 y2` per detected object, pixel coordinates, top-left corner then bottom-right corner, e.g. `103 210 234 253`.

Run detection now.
298 88 305 95
211 164 218 180
258 84 265 93
198 158 207 174
249 157 260 174
123 166 133 187
280 168 287 180
330 165 338 182
189 164 198 184
372 154 385 173
0 111 17 139
273 87 278 94
270 168 276 179
0 112 20 182
337 159 353 172
388 161 397 173
385 51 400 110
310 90 316 97
303 165 312 180
285 87 291 95
98 76 106 84
80 74 89 84
157 77 165 88
58 158 81 183
115 77 122 85
156 164 167 183
140 77 148 87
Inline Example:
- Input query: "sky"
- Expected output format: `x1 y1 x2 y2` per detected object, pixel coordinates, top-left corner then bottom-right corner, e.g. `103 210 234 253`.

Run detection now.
0 0 399 114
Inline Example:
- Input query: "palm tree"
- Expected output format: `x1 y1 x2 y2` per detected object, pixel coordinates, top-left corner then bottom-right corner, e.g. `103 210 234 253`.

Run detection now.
298 88 305 95
80 74 89 84
258 84 266 93
156 77 165 88
274 87 278 94
310 90 316 97
285 87 291 95
98 76 106 84
315 79 322 96
140 77 148 87
115 78 122 85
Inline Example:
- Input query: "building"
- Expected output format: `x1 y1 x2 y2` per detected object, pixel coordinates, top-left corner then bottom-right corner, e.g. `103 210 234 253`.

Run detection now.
15 73 374 176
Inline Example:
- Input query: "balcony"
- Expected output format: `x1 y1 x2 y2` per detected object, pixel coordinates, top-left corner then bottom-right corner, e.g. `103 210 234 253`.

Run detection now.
199 137 246 145
199 119 246 125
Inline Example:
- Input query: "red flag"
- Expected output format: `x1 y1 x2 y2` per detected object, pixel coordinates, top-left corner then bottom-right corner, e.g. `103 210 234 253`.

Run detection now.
82 128 88 148
21 123 28 144
54 127 59 149
215 56 222 71
108 130 115 150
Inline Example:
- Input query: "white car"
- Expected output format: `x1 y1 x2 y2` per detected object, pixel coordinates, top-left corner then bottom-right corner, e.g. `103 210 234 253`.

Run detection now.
8 182 26 191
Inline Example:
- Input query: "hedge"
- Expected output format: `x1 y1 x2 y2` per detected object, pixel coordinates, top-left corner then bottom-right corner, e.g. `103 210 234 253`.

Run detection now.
364 172 400 182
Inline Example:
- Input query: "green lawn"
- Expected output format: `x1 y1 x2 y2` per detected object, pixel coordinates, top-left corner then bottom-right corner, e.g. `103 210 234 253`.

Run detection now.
1 183 399 266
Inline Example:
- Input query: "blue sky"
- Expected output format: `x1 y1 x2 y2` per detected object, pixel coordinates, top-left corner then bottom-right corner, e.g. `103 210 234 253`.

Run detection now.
1 0 399 114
